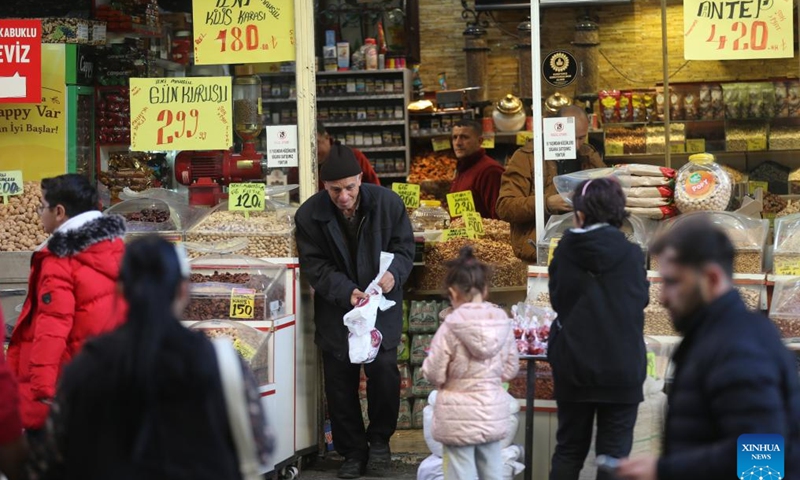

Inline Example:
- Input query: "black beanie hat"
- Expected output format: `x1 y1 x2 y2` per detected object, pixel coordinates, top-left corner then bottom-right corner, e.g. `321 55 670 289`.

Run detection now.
320 145 362 181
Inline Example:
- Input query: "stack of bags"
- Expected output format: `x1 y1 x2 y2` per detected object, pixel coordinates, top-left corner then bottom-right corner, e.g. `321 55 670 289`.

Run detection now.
417 391 525 480
615 164 678 220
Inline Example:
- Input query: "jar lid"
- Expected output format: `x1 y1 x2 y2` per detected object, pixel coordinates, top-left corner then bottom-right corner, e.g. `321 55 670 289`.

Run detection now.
421 200 441 208
365 38 376 45
234 65 256 76
689 153 715 165
496 94 523 115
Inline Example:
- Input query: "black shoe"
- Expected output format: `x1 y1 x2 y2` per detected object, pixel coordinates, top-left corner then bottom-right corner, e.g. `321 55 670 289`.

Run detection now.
338 458 366 479
367 442 391 474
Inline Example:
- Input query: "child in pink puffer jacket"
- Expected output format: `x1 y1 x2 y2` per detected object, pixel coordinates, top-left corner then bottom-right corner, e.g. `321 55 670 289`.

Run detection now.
421 246 520 480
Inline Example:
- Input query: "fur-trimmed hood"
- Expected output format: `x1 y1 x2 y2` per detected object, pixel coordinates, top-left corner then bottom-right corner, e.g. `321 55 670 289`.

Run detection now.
47 214 126 258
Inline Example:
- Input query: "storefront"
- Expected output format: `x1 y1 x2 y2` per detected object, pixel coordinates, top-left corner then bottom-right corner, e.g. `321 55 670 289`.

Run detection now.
1 0 800 478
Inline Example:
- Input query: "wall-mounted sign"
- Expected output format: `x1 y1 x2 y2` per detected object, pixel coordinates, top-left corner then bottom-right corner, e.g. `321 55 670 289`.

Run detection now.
192 0 296 65
542 50 576 88
0 20 41 104
683 0 794 60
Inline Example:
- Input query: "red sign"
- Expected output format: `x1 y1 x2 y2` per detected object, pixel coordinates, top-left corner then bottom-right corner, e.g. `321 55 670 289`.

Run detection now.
0 20 41 104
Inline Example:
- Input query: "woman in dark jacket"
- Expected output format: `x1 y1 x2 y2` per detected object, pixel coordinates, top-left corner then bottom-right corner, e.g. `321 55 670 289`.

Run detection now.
547 177 649 480
30 236 274 480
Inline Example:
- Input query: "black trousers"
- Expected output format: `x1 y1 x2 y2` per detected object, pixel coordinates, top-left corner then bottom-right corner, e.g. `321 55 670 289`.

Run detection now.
549 402 639 480
323 347 400 462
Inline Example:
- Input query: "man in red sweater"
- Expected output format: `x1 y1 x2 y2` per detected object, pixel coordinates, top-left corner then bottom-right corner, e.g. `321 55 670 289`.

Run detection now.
449 119 504 219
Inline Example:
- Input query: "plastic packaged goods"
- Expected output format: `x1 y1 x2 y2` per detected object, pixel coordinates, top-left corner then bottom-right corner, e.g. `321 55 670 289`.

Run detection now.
411 334 434 365
773 214 800 274
769 277 800 338
674 153 732 213
190 320 272 385
412 366 435 398
412 398 427 429
409 301 439 333
411 200 450 232
185 255 288 322
655 212 768 274
536 213 655 266
397 399 412 429
398 334 410 362
399 363 412 398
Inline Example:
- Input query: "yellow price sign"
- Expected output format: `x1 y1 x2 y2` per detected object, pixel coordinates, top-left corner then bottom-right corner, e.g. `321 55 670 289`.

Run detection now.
670 142 686 154
229 182 265 219
432 136 451 152
192 0 296 65
547 237 560 265
686 138 706 153
462 211 484 236
605 141 624 156
774 257 800 276
0 170 23 203
746 138 767 151
481 135 496 149
516 131 533 146
447 190 476 217
748 181 769 194
129 77 233 151
392 183 421 209
230 288 256 319
441 228 474 241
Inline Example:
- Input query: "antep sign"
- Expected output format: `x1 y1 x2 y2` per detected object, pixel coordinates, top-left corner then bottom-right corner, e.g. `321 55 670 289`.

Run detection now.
0 20 41 104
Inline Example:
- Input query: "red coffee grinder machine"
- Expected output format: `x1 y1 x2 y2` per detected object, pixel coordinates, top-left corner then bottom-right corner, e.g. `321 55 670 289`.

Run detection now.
174 65 266 206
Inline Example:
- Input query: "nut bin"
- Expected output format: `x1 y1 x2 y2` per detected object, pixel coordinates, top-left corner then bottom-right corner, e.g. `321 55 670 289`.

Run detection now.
0 182 49 252
186 255 289 322
105 197 198 243
419 238 527 290
190 320 273 385
185 202 296 259
769 277 800 339
773 214 800 274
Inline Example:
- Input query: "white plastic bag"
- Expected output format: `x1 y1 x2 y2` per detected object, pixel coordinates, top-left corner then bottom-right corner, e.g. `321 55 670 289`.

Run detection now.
344 252 396 363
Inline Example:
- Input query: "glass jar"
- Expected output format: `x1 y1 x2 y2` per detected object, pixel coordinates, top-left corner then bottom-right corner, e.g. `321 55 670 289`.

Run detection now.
674 153 732 213
411 200 451 232
364 37 378 70
233 65 263 145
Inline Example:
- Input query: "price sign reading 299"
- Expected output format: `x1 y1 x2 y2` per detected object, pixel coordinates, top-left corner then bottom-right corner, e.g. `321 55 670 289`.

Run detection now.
193 0 296 65
684 0 794 60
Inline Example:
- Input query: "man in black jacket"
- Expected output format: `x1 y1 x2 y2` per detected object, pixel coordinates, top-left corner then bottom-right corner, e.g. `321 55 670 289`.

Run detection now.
618 218 800 480
295 148 414 479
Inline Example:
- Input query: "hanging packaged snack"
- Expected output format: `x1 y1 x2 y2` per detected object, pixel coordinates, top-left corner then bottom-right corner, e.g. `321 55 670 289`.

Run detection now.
619 90 634 122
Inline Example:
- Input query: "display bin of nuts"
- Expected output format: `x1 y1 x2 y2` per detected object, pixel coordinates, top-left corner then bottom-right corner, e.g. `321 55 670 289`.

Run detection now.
0 182 49 252
185 202 296 259
768 277 800 339
105 198 196 243
417 238 527 291
449 217 512 244
773 214 800 275
185 255 290 322
188 320 274 386
655 212 768 274
536 213 653 267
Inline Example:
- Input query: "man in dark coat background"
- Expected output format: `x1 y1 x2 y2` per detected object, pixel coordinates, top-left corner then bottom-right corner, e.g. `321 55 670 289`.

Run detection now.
618 218 800 480
294 148 414 479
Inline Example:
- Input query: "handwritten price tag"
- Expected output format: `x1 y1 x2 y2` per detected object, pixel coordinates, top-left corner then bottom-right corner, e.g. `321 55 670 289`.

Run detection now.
0 170 23 203
441 228 474 241
670 142 686 154
432 137 451 152
516 131 533 146
774 257 800 276
747 138 767 151
230 288 256 319
684 0 794 60
462 211 484 236
129 77 232 151
605 141 624 156
229 183 265 219
392 183 420 209
446 191 476 217
686 138 706 153
547 237 560 265
748 181 769 194
481 135 496 149
193 0 296 65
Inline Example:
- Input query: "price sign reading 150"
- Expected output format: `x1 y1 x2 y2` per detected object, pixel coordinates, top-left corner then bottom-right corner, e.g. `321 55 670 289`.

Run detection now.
157 109 206 145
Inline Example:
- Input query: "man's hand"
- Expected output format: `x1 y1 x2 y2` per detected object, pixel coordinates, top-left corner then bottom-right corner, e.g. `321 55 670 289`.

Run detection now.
546 194 573 214
377 272 395 294
350 289 368 307
617 455 658 480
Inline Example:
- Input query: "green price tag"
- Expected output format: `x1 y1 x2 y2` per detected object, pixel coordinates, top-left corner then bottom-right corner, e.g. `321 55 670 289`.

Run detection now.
229 183 265 219
441 228 474 241
646 351 656 378
432 136 451 152
0 170 24 204
392 183 421 209
605 141 624 156
446 190 476 217
229 288 256 319
462 211 484 236
686 138 706 153
516 131 533 146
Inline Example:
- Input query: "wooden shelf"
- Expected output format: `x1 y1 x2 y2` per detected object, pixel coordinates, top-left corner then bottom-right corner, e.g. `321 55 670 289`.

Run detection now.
357 146 407 153
325 120 405 127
